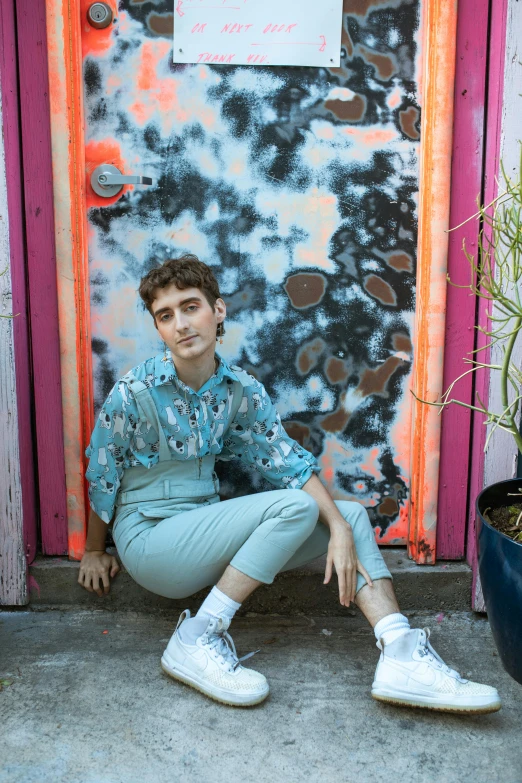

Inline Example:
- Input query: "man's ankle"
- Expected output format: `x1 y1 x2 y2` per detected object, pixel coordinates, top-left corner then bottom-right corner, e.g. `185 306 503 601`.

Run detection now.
374 612 410 647
196 585 242 623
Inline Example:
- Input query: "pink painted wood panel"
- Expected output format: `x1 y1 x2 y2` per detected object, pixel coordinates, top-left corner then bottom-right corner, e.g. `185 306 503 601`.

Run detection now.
0 0 38 566
15 0 68 554
467 0 509 611
436 0 490 559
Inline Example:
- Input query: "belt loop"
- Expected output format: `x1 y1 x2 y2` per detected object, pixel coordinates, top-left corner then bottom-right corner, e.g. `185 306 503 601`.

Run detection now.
164 479 169 499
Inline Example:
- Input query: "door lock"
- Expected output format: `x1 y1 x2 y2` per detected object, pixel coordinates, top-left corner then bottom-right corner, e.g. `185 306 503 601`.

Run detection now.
87 3 114 29
91 164 153 198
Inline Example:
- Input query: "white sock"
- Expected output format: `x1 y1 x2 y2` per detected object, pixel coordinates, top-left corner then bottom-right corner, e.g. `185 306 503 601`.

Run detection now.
179 587 241 644
374 613 410 646
196 586 241 623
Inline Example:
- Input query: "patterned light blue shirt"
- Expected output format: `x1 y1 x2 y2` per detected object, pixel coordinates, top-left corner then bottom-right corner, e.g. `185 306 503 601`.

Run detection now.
85 352 319 522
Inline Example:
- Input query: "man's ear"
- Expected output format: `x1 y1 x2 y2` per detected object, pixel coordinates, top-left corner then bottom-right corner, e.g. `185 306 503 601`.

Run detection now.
215 297 227 321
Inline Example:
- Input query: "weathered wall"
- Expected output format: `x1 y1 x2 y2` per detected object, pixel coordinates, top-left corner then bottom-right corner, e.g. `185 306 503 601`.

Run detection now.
0 84 26 604
83 0 421 541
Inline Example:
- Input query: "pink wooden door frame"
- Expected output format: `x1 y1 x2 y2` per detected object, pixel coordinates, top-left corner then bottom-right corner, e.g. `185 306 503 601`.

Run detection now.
0 0 38 565
1 0 68 558
17 0 68 555
436 0 491 559
467 0 510 611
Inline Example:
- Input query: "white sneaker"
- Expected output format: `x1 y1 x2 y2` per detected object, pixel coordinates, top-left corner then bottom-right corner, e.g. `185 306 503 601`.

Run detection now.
371 628 501 714
161 610 270 707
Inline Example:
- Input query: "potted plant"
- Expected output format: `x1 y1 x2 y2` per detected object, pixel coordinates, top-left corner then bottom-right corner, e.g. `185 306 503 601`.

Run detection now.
414 147 522 684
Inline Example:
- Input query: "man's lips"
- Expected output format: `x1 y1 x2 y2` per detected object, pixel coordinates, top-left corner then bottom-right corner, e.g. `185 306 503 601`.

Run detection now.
178 335 196 344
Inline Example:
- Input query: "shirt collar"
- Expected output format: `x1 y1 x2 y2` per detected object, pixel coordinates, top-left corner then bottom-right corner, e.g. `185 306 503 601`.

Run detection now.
153 350 239 392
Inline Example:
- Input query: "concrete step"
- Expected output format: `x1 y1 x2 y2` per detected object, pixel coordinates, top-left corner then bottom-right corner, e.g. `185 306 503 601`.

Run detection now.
28 548 472 614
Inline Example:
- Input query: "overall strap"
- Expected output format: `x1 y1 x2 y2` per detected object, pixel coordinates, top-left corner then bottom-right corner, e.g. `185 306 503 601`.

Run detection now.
123 374 171 462
230 377 246 423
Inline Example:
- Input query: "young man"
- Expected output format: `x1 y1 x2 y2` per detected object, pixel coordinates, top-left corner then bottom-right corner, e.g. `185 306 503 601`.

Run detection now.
80 255 500 713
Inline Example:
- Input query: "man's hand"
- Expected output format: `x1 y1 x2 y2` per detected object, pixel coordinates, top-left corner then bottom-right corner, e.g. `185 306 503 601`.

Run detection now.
78 551 120 596
324 524 373 607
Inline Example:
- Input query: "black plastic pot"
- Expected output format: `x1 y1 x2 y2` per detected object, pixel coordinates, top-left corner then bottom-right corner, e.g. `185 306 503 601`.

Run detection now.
476 478 522 685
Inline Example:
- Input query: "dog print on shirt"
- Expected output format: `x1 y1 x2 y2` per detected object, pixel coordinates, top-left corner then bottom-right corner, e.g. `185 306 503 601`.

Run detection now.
265 421 282 444
112 411 126 439
98 476 115 494
268 445 291 473
107 442 125 468
202 389 217 406
255 456 272 472
118 382 131 412
237 395 249 418
163 406 181 432
211 400 227 420
98 409 111 430
173 398 191 416
251 392 266 412
168 436 185 455
185 432 198 460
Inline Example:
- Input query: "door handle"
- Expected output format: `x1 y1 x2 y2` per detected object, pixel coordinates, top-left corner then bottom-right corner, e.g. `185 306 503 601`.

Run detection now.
91 164 153 197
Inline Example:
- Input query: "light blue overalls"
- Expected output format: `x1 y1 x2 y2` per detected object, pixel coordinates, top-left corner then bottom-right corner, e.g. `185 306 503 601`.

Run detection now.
111 375 392 599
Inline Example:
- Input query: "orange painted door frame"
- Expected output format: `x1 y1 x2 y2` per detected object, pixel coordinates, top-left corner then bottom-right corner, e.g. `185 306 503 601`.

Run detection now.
408 0 458 563
46 0 92 559
45 0 458 564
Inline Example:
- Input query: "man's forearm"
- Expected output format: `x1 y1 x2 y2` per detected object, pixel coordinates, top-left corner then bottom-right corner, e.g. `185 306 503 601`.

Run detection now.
301 474 351 532
85 509 109 551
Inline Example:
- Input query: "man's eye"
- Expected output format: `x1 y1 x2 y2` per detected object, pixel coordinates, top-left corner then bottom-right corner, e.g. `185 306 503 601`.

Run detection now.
160 313 172 321
186 305 198 312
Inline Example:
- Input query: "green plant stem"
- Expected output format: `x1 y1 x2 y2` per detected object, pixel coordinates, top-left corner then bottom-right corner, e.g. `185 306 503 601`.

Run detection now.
499 315 522 451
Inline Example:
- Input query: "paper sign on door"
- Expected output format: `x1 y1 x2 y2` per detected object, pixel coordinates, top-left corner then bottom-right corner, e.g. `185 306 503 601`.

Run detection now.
173 0 344 68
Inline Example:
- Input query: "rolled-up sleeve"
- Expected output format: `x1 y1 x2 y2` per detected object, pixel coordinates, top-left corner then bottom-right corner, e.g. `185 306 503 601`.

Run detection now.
85 382 137 523
224 381 320 490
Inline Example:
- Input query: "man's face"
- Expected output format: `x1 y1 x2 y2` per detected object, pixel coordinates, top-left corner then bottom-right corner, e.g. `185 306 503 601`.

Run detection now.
151 283 226 362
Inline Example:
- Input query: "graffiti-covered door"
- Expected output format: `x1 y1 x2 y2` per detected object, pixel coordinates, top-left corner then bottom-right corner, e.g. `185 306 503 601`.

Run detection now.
81 0 421 544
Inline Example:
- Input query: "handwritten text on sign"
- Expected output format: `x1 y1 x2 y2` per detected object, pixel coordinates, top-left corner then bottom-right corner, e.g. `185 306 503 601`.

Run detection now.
173 0 344 68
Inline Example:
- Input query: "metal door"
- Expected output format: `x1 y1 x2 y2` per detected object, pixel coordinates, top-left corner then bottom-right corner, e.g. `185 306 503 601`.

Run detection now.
80 0 421 543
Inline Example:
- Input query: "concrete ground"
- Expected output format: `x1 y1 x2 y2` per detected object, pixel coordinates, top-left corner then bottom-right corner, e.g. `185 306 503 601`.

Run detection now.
1 610 521 783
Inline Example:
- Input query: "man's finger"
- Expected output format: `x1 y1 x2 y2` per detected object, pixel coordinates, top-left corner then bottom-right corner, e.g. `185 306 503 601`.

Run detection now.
83 576 94 593
324 557 333 585
102 570 110 595
344 566 352 605
110 559 120 578
357 560 373 587
337 569 347 605
93 575 104 597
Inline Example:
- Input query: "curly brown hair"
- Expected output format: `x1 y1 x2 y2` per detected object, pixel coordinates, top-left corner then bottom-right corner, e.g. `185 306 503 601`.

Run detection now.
139 254 221 311
139 255 225 336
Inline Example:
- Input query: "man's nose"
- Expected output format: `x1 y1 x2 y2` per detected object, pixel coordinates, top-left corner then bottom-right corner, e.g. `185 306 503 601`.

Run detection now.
176 312 189 331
